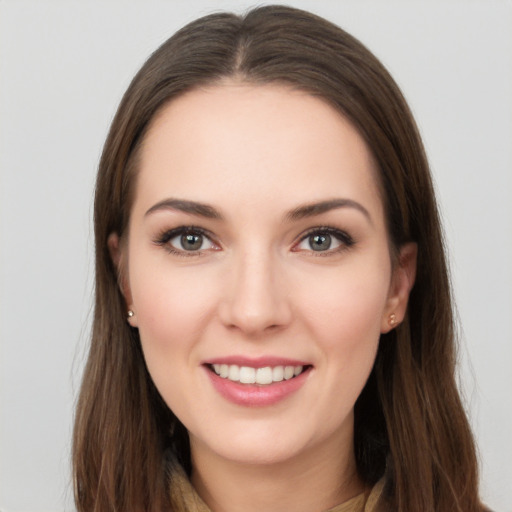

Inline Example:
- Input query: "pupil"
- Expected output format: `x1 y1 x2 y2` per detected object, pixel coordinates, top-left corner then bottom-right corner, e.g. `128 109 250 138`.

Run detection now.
181 233 202 251
310 233 331 251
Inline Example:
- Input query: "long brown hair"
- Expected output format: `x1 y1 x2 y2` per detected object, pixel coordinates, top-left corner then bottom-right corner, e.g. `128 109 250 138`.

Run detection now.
73 5 484 511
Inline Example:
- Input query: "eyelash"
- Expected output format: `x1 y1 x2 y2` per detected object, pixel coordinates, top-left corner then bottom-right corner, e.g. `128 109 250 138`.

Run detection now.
153 226 218 257
153 225 355 257
293 226 355 256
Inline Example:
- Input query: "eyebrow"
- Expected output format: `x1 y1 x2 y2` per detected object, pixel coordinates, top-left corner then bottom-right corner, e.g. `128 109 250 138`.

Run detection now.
145 198 223 219
285 198 372 224
145 197 372 224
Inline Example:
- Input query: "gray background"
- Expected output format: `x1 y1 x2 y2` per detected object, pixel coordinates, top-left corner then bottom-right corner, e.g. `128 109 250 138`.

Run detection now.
1 1 511 510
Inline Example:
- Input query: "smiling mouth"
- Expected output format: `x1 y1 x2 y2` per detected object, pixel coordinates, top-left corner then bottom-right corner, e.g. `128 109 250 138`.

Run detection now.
208 364 310 385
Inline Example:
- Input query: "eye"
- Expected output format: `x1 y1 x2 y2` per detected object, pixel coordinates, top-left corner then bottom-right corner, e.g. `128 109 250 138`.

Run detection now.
294 227 354 254
154 227 218 255
171 231 212 251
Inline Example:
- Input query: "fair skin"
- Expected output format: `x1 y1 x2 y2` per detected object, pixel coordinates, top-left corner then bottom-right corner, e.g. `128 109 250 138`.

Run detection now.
110 83 416 512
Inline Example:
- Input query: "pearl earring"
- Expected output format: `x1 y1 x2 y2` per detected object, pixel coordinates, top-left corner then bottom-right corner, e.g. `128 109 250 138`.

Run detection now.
389 313 397 326
127 310 134 321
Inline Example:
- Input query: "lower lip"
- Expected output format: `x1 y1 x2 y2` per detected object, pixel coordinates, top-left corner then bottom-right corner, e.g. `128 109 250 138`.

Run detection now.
205 366 311 407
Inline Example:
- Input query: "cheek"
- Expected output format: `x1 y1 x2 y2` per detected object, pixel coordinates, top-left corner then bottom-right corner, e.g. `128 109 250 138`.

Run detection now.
294 259 390 360
128 260 222 413
128 257 219 359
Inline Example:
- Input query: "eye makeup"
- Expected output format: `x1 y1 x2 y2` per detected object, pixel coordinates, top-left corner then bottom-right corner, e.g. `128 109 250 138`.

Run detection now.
292 226 356 256
152 223 356 258
153 226 219 257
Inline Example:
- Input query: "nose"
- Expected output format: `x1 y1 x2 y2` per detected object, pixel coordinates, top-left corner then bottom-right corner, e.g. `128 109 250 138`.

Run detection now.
218 247 292 336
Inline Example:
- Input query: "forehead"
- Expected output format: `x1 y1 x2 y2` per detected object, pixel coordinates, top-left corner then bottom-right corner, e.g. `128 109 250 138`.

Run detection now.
134 83 383 222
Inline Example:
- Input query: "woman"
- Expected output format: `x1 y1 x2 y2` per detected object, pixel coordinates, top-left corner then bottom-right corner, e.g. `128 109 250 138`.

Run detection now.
73 5 486 511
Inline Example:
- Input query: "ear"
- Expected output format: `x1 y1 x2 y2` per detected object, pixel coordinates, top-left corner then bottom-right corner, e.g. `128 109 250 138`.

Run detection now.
108 232 138 328
381 242 417 333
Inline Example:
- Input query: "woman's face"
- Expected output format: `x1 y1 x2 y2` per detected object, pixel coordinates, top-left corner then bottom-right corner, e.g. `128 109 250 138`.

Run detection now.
113 83 415 469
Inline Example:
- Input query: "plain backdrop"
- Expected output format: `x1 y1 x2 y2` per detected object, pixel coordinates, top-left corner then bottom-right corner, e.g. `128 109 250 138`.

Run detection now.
1 1 511 511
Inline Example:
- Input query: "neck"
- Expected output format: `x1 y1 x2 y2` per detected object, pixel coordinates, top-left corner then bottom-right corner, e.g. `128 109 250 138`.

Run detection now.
189 432 363 512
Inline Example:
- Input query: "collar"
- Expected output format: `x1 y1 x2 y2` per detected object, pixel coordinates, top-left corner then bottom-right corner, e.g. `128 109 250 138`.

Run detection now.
168 463 385 512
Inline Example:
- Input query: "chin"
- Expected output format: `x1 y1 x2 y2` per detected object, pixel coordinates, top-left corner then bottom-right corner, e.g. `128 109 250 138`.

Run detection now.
211 443 304 467
190 421 326 468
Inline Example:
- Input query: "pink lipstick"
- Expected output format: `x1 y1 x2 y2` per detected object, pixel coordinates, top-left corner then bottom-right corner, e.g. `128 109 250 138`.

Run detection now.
203 356 312 407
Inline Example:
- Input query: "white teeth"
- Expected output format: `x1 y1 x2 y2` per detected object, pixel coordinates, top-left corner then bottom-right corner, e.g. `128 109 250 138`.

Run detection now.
284 366 295 380
228 365 240 381
256 367 273 385
220 364 229 378
239 366 256 384
211 364 305 384
272 366 284 382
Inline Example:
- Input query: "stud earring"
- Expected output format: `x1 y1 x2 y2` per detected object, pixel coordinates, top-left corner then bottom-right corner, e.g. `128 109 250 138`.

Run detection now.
127 310 134 321
389 313 397 326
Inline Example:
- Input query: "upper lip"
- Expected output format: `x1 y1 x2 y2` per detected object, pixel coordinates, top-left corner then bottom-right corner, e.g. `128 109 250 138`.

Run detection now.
204 356 311 367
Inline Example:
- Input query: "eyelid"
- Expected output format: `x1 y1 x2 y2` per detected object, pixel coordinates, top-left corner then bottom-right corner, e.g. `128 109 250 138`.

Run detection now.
292 226 355 254
153 224 354 257
153 226 220 256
